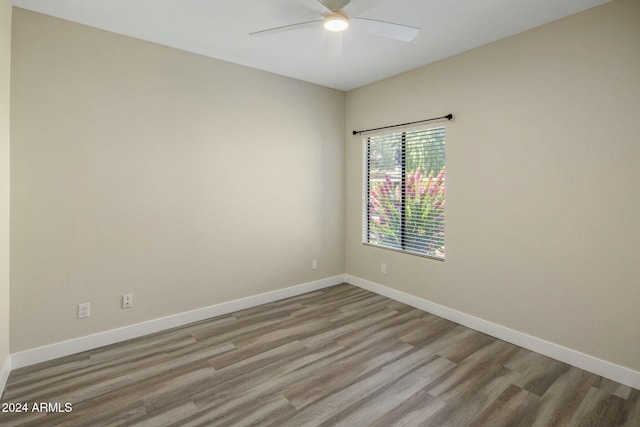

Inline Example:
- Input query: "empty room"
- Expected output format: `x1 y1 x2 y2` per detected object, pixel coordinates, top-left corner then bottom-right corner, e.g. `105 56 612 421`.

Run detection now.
1 0 639 425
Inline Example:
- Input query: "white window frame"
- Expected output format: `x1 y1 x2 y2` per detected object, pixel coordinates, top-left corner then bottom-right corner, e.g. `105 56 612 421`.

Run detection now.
362 125 446 260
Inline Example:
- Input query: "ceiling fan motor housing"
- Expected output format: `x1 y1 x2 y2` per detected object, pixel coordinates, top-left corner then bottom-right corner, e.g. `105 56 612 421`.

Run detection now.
324 14 349 32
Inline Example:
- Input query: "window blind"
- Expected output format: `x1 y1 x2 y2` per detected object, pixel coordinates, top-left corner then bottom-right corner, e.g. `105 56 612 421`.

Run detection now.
364 126 446 259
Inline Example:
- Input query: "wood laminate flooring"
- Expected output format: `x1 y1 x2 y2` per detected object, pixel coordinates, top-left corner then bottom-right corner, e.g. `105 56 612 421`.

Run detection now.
1 284 638 426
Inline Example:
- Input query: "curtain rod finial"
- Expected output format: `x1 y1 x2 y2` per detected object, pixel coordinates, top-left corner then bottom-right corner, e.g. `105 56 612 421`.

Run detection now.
446 114 453 120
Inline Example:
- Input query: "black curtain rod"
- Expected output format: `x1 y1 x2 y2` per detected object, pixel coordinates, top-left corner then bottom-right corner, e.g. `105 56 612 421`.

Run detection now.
352 113 453 136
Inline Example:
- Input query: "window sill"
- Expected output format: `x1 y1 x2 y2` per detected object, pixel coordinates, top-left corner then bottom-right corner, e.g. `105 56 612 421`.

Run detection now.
362 243 445 262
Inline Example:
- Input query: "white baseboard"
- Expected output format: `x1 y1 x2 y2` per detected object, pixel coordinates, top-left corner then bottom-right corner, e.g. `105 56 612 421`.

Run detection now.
9 274 640 391
345 274 640 390
0 354 10 399
11 275 346 370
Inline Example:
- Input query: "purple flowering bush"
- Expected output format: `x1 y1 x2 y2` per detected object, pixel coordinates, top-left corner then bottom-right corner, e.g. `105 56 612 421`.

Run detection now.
369 167 445 257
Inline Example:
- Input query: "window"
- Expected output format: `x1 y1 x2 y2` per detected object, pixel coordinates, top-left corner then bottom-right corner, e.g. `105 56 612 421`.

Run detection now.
363 126 446 260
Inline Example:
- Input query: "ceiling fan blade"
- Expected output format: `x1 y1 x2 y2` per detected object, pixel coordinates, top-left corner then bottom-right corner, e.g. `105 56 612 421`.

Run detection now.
341 0 386 17
325 31 343 59
249 20 322 37
351 17 419 41
297 0 333 16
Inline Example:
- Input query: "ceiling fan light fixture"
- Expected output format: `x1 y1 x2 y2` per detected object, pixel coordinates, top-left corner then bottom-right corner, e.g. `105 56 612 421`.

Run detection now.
323 14 349 32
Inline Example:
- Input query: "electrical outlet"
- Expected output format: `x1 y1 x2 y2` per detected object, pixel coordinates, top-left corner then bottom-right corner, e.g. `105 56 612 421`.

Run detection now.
381 263 387 274
122 294 133 309
78 302 90 319
312 259 318 270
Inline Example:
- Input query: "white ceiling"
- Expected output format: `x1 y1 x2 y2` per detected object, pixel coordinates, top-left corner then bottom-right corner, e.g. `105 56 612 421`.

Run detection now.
11 0 610 91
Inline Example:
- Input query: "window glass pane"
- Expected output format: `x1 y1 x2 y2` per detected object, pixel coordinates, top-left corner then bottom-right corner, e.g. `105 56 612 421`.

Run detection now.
404 128 445 257
367 134 402 249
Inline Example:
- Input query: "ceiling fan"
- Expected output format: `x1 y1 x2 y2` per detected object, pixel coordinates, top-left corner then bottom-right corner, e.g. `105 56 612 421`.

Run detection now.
249 0 420 58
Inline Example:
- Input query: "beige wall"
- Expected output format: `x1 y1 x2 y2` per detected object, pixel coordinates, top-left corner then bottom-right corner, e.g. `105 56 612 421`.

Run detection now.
0 0 10 367
346 0 640 371
10 9 345 351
